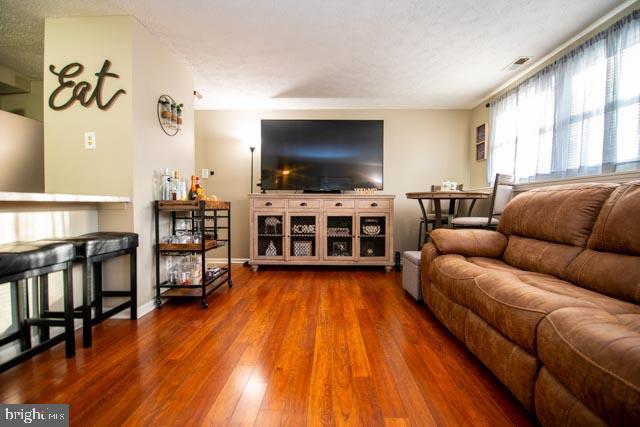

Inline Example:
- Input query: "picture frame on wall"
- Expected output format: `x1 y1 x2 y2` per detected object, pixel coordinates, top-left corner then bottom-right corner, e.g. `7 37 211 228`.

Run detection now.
475 123 487 161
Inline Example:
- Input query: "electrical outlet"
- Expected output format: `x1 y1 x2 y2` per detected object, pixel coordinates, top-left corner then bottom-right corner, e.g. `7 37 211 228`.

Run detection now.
84 132 96 150
201 168 209 179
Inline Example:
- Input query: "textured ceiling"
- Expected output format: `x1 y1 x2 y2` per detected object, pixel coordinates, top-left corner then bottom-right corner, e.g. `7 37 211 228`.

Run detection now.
0 0 622 109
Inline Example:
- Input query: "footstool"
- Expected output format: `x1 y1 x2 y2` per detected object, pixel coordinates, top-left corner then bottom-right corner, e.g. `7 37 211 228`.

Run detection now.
402 251 422 301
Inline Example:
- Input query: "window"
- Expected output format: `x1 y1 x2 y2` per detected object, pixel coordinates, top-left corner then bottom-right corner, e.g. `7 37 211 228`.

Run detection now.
488 11 640 183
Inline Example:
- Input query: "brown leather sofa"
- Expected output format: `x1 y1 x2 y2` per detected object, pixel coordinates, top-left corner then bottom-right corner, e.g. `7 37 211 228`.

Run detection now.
420 181 640 426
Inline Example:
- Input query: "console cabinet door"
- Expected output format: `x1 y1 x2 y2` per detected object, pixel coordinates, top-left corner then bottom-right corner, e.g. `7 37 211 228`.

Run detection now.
253 211 285 260
356 212 389 262
285 212 320 261
323 212 356 261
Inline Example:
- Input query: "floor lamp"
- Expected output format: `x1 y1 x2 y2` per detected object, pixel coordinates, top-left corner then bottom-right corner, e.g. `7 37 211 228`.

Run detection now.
249 145 256 194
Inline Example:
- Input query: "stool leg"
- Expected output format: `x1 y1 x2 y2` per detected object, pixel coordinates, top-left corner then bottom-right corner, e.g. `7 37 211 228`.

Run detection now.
38 275 50 342
94 261 103 323
63 263 75 358
82 259 92 348
130 249 137 320
16 280 31 352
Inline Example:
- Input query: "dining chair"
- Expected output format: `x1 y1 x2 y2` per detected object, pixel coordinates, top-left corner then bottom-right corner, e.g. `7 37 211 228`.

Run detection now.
417 183 463 248
450 174 514 229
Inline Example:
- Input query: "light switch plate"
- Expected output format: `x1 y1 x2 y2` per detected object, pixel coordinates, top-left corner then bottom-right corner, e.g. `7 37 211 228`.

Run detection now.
201 168 209 179
84 132 96 150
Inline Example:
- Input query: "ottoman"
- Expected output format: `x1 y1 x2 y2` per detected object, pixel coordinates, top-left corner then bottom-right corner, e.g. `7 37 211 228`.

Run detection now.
402 251 422 301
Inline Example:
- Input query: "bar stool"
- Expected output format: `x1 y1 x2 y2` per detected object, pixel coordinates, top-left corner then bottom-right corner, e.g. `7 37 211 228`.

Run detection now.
0 241 76 372
47 232 138 348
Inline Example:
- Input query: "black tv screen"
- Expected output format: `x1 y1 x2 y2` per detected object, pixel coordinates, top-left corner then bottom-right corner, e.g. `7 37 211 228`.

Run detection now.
260 120 383 191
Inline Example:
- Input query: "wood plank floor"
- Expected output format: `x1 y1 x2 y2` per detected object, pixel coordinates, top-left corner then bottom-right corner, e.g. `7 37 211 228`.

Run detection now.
0 266 533 426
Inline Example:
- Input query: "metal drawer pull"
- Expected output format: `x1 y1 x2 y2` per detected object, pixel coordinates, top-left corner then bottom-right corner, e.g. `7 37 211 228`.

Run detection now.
265 202 272 206
335 202 342 207
371 202 378 207
300 202 307 206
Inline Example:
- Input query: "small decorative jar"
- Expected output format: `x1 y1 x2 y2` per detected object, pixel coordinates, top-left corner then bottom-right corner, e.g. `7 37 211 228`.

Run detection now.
170 103 177 129
160 99 171 126
176 103 183 131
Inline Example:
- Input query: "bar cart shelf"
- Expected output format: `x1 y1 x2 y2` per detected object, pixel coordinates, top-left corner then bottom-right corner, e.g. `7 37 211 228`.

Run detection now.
154 200 232 309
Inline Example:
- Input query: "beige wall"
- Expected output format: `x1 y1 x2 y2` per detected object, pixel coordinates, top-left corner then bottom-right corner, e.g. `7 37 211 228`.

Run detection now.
195 109 471 258
44 16 134 198
0 80 44 122
0 110 44 192
131 20 195 306
42 16 195 312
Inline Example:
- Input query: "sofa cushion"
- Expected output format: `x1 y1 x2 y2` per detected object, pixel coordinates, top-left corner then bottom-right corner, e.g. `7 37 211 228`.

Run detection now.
503 235 583 278
467 271 597 354
498 183 617 247
538 307 640 426
429 254 487 307
430 247 640 356
588 180 640 256
565 249 640 304
430 228 507 258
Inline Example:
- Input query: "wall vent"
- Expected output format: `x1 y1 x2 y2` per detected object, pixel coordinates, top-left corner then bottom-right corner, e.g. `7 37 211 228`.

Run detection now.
504 56 532 71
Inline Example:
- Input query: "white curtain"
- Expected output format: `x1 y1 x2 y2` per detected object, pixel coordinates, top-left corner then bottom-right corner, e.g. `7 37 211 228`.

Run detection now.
488 11 640 183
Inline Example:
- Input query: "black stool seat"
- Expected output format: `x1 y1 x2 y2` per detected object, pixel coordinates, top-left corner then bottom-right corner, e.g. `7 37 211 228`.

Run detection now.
0 241 75 277
63 232 138 257
0 241 76 372
40 231 138 349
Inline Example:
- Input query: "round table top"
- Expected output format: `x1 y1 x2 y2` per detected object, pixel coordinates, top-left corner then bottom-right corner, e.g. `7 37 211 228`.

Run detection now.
405 191 490 199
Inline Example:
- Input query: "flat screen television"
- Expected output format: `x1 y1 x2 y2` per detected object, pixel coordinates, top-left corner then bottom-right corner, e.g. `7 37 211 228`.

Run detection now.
260 119 383 191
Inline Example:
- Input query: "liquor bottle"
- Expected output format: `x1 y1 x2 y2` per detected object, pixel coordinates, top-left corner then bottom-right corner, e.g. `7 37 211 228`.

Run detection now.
195 176 205 198
170 170 179 200
188 175 197 200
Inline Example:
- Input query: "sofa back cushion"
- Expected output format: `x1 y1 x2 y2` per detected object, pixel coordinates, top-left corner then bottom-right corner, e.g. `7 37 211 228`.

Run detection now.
498 183 618 247
503 236 584 278
587 181 640 255
564 181 640 304
564 250 640 304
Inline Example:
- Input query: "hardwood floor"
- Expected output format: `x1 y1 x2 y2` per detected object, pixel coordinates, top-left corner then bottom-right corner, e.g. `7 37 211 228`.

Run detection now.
0 266 533 426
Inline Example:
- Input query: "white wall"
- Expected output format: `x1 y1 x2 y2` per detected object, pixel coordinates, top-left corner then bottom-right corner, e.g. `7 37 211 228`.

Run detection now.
195 109 471 258
132 20 195 306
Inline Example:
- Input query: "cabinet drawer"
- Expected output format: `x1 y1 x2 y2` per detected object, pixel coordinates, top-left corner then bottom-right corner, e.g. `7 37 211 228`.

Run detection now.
357 199 390 209
287 199 321 209
323 199 355 209
252 199 285 208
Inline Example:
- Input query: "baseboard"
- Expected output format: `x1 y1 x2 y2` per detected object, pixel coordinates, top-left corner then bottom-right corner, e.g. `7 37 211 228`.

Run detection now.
111 298 156 320
206 257 249 265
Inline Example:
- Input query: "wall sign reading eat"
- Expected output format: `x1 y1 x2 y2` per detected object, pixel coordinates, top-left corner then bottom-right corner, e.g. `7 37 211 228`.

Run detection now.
48 59 126 111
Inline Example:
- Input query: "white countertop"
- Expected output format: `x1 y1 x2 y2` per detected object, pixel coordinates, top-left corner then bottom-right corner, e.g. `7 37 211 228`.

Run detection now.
0 192 130 203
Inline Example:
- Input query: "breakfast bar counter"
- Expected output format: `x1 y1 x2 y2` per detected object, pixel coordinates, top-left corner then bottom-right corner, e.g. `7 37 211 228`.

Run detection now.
0 192 130 204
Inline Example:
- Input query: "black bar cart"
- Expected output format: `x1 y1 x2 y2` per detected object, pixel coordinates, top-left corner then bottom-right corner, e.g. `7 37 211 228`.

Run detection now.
154 200 232 308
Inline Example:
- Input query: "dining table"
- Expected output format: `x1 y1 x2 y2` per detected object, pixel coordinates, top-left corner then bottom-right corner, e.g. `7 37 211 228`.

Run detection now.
406 190 490 243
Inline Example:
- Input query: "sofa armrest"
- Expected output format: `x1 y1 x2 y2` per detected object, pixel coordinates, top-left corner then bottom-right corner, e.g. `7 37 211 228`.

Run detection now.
430 229 507 258
420 242 440 298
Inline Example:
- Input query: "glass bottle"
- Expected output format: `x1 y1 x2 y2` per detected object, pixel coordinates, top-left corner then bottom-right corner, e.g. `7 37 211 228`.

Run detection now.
170 103 177 129
160 168 171 200
170 170 179 200
176 104 183 131
188 175 197 200
195 176 205 199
